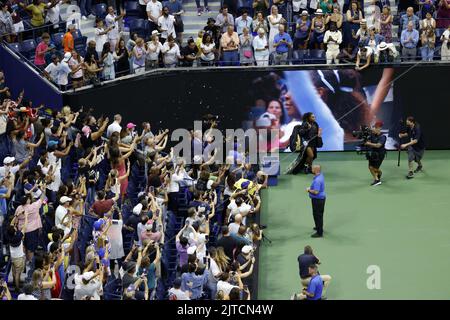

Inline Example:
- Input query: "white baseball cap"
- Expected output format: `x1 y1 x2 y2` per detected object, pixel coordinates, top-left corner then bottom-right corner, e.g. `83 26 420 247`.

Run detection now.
3 156 15 165
241 245 253 254
63 52 72 62
60 196 72 204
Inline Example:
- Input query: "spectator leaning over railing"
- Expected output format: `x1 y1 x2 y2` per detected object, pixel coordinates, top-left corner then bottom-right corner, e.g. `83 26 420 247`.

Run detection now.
375 41 398 63
401 21 420 61
355 43 373 71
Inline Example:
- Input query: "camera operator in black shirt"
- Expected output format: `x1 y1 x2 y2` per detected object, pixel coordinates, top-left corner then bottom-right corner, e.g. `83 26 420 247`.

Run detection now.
399 116 425 179
364 121 386 186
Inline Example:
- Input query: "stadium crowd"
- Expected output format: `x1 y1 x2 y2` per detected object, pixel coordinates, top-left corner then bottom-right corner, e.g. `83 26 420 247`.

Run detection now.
0 87 268 300
0 0 450 89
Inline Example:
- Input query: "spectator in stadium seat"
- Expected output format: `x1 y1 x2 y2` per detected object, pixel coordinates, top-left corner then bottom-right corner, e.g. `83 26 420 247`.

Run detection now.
181 263 209 300
294 10 311 50
84 52 103 85
166 0 184 43
401 21 419 61
365 26 384 52
326 5 343 29
101 42 116 80
169 278 190 300
0 3 14 43
17 284 37 300
421 11 436 30
420 26 436 61
376 41 398 63
90 190 119 218
253 0 269 17
215 5 234 34
105 6 125 52
419 0 436 19
95 18 112 59
355 19 369 46
200 33 216 66
365 0 381 30
6 0 24 42
132 37 146 74
228 213 242 234
253 28 269 66
324 22 342 64
68 50 84 88
34 33 52 70
107 114 122 138
161 35 183 67
437 0 450 29
181 38 199 67
144 31 161 69
239 27 254 66
216 271 243 299
19 0 56 28
62 25 76 53
115 38 130 76
355 43 373 70
146 0 163 34
7 207 27 292
268 5 284 53
346 1 364 46
400 7 420 30
252 11 268 34
273 24 292 65
236 10 253 35
85 40 99 63
45 0 67 33
310 9 326 49
441 24 450 60
216 226 238 261
380 5 393 43
158 6 176 44
220 25 240 66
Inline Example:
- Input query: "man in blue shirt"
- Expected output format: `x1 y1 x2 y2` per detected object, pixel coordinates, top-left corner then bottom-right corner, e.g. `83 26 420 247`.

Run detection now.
181 263 209 299
298 264 323 300
273 24 292 65
400 7 420 31
400 21 419 61
307 165 326 237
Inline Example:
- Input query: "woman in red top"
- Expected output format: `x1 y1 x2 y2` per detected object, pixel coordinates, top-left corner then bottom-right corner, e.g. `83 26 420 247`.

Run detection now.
34 32 51 70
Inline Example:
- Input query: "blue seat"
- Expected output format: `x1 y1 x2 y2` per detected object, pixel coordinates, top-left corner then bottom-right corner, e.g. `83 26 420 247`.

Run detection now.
19 39 37 59
237 0 253 16
292 49 308 64
124 1 140 17
51 32 65 49
129 19 148 39
73 29 87 47
95 3 108 19
7 42 20 53
306 49 326 64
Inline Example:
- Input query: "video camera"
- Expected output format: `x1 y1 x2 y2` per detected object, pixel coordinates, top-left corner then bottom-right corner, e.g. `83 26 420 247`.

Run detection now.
352 125 372 155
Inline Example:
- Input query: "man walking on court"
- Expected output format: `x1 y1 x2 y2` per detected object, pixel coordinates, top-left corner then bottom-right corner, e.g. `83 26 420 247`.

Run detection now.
307 165 326 238
399 116 425 179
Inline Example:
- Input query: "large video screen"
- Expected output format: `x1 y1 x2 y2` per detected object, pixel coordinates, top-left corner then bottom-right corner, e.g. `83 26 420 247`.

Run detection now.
243 69 397 152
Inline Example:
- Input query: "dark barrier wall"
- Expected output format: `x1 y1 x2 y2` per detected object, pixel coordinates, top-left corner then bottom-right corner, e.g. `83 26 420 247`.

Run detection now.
0 44 62 108
63 64 450 150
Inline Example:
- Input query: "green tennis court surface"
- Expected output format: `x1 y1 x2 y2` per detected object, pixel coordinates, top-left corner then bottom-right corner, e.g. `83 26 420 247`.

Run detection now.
258 150 450 300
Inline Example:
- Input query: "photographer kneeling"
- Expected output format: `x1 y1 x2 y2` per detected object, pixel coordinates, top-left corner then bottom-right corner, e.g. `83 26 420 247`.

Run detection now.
364 121 386 186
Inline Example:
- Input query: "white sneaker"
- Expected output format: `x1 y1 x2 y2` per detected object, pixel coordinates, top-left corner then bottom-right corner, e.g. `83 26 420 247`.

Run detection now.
82 15 87 20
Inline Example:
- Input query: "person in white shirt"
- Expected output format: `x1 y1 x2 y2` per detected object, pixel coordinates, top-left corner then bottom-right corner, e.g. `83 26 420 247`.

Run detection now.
146 0 162 33
56 52 76 91
158 6 176 42
107 114 122 137
168 278 190 300
217 272 241 298
43 55 60 84
74 270 103 300
235 10 253 35
161 35 182 67
146 31 164 69
17 284 38 300
45 0 64 31
228 213 242 234
441 25 450 61
55 196 73 236
323 22 342 64
95 18 112 58
253 28 269 66
105 6 125 51
227 197 251 224
0 156 21 180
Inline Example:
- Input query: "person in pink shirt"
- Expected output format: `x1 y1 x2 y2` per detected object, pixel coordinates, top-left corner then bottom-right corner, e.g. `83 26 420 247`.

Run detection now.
15 186 46 263
34 32 51 70
140 219 162 243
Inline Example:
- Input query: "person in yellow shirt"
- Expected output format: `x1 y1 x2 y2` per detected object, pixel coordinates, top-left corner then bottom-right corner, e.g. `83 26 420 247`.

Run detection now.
20 0 58 28
195 30 204 50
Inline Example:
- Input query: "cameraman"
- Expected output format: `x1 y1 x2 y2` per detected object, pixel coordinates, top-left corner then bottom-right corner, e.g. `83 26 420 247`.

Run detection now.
364 121 386 186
